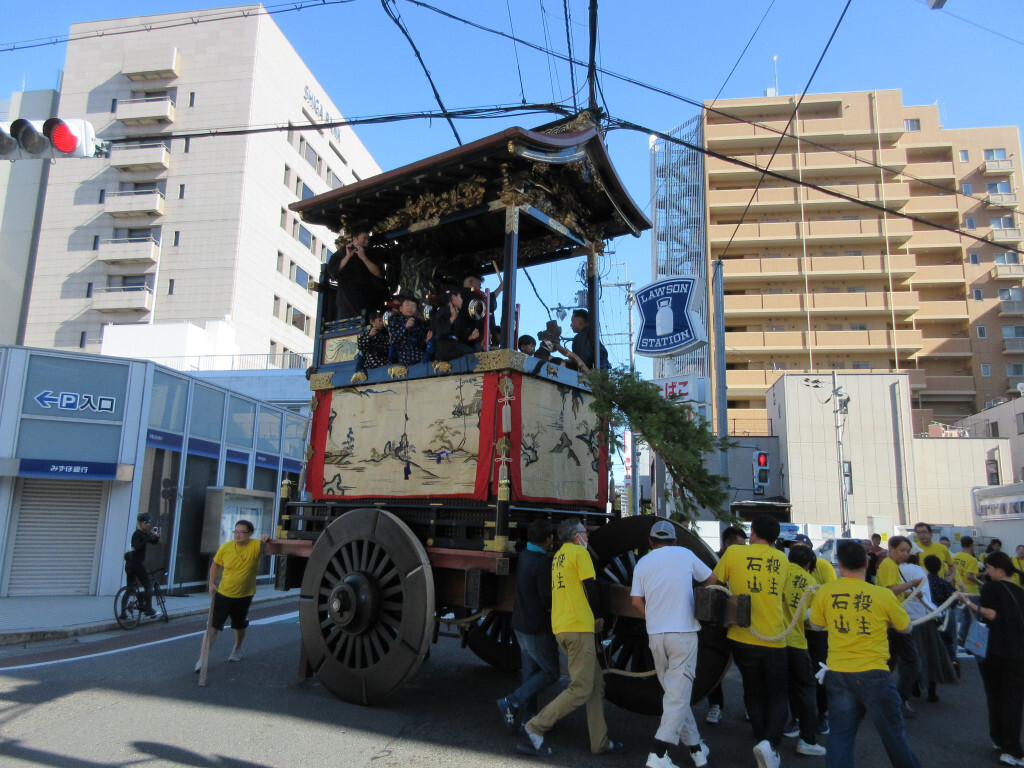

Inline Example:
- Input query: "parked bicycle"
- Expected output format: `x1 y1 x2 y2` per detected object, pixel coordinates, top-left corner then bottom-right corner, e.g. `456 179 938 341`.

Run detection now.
115 568 169 629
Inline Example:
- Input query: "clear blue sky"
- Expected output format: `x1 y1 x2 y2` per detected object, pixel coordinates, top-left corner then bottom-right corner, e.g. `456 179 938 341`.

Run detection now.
3 0 1023 377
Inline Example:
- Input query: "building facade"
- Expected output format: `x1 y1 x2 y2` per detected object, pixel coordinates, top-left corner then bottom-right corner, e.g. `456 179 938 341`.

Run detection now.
16 6 379 360
703 89 1023 435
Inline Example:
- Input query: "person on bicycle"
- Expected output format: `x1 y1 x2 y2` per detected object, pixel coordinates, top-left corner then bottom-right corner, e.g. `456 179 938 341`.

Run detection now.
125 513 159 618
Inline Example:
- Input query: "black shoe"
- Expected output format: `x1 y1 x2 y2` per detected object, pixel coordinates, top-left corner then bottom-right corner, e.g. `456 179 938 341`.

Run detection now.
901 700 917 718
516 739 553 757
144 610 157 618
600 741 628 755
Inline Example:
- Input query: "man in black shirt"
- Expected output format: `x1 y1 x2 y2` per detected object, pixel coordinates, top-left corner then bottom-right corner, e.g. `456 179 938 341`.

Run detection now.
326 230 386 321
432 289 481 361
124 513 159 617
497 519 559 733
555 310 609 373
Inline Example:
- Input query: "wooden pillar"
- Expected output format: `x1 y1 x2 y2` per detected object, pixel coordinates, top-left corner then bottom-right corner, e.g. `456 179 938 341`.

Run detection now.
500 206 520 349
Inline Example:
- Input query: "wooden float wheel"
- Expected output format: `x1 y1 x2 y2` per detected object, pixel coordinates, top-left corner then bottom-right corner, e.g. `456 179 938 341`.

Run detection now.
461 609 521 671
299 508 434 705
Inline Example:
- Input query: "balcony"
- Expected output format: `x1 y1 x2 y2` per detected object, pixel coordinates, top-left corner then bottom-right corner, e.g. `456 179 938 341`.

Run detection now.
709 183 911 213
722 253 917 283
123 48 181 81
116 97 175 125
706 148 906 180
915 337 973 358
97 237 160 265
1003 338 1024 354
991 228 1023 243
992 264 1024 280
1000 301 1024 316
910 263 965 286
110 143 169 171
1009 376 1024 393
710 218 912 248
724 291 918 318
91 286 153 313
984 159 1015 175
725 329 923 354
908 228 963 252
921 375 977 400
903 160 956 183
903 195 960 217
105 190 165 217
987 193 1019 208
912 300 970 322
726 370 785 398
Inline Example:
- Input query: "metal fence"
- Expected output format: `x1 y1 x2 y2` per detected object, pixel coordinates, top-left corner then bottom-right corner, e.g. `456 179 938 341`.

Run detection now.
147 353 311 372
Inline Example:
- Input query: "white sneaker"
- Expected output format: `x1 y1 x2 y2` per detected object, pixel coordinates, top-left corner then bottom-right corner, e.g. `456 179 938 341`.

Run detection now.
689 741 710 768
753 740 780 768
1000 755 1024 767
705 704 722 724
646 752 680 768
228 647 243 662
193 658 202 673
796 740 826 756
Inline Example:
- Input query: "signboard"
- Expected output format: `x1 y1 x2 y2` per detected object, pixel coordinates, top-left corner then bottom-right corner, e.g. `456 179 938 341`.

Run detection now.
19 459 118 480
634 277 707 358
651 376 709 403
22 354 128 421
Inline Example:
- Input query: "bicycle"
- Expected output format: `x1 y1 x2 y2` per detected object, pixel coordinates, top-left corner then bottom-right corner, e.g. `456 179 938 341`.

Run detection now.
115 569 169 629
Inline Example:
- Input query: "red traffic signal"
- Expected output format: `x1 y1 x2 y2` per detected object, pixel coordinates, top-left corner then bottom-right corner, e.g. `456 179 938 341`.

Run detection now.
753 450 770 492
756 452 768 468
0 118 100 159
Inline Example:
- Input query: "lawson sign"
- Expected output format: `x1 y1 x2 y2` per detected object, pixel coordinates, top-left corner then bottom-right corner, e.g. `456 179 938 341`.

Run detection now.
634 277 707 357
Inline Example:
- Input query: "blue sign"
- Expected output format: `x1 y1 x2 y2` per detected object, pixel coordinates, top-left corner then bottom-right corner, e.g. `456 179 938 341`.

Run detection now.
20 459 118 480
634 277 707 357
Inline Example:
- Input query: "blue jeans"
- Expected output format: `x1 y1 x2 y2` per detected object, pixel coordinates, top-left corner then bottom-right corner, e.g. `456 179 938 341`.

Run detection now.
954 597 978 645
825 669 922 768
510 630 560 722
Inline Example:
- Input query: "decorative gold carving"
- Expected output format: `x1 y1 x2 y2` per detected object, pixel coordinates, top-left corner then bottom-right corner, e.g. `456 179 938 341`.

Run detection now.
432 360 452 375
472 349 519 372
350 371 368 384
309 395 320 411
495 436 511 457
387 365 409 379
542 110 597 135
484 534 511 553
305 446 316 461
377 177 487 234
546 364 559 378
309 372 334 391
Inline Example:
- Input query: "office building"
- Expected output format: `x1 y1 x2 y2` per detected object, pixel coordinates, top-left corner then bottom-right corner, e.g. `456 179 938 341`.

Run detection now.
14 5 380 361
702 89 1023 434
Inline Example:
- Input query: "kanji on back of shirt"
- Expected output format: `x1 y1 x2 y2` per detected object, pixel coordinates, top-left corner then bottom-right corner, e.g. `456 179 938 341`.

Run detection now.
953 551 980 594
550 542 596 634
809 578 909 672
712 542 789 648
783 567 817 650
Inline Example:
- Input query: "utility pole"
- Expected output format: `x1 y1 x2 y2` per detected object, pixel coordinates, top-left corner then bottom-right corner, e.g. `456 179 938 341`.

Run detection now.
603 270 638 516
832 371 851 536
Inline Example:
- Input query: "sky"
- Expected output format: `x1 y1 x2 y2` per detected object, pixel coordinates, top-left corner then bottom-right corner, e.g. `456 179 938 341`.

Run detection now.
2 0 1024 379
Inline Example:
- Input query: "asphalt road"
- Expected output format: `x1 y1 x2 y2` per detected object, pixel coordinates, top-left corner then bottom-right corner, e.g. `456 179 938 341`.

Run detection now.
0 606 1005 768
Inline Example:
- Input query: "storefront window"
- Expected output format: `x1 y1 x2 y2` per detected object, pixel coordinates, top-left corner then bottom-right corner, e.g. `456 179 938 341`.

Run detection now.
227 396 256 448
137 446 181 577
149 370 188 432
174 453 218 586
190 385 225 441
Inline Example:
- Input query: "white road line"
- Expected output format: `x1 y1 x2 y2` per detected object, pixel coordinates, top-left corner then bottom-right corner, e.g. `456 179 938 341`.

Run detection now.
0 611 299 671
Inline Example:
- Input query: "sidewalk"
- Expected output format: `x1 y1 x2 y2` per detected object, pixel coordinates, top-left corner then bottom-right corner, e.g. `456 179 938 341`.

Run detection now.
0 583 297 645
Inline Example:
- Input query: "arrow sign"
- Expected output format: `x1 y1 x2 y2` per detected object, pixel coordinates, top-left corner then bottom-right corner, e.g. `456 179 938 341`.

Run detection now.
633 277 708 358
34 390 59 408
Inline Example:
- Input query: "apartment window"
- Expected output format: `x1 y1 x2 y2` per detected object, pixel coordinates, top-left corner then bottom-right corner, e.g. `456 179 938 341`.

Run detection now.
825 287 840 294
959 150 969 162
323 247 333 263
277 252 285 273
1009 364 1024 378
327 169 343 190
827 324 843 332
831 362 847 370
168 279 175 295
283 165 291 186
988 181 1011 194
98 189 105 204
991 216 1015 229
300 138 321 172
280 209 288 230
978 326 988 339
86 282 94 298
92 235 100 251
988 459 1001 486
110 98 118 113
291 308 308 333
178 184 185 199
844 251 863 257
299 182 314 201
273 295 281 318
962 183 972 196
1003 326 1024 338
296 224 313 251
823 251 838 258
189 91 196 107
904 118 921 132
847 286 866 293
1000 288 1023 302
969 253 980 265
183 137 190 153
852 361 870 370
79 331 87 349
996 252 1020 265
981 364 991 378
294 265 311 291
850 324 868 331
974 289 984 301
172 231 180 247
985 148 1007 161
965 217 976 230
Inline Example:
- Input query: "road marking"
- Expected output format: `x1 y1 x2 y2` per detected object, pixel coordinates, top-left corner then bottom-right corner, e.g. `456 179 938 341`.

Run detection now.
0 612 299 671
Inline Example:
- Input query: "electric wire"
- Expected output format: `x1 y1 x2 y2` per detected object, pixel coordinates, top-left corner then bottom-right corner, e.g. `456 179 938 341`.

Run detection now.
504 0 528 105
916 0 1024 49
536 0 563 102
562 0 578 111
719 0 853 260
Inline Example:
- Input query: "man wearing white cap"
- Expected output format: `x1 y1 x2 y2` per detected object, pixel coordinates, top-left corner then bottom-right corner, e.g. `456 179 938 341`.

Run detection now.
631 519 718 768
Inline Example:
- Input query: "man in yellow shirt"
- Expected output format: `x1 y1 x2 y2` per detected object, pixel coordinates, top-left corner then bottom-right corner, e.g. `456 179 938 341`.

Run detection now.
713 515 789 768
952 535 983 647
789 533 834 736
913 522 953 581
781 545 826 756
809 541 921 768
519 518 627 758
194 520 269 672
875 535 923 716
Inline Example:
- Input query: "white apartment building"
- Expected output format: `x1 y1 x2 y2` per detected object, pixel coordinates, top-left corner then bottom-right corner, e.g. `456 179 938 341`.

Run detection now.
18 5 380 359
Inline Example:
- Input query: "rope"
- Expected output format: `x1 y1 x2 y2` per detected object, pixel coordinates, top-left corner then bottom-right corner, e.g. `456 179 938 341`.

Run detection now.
436 608 491 628
703 582 821 643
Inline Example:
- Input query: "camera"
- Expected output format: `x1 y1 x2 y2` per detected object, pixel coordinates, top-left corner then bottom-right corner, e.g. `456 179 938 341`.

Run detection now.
152 526 160 535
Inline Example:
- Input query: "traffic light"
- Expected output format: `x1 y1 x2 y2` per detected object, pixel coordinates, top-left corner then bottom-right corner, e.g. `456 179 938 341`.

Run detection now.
753 450 769 494
0 118 101 160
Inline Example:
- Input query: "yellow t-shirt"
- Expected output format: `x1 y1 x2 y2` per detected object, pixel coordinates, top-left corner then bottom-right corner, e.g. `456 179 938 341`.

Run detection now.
713 542 789 648
783 567 818 650
1012 557 1024 587
815 557 837 585
214 539 263 598
551 542 596 634
952 551 980 595
918 541 953 576
809 577 910 673
875 556 904 599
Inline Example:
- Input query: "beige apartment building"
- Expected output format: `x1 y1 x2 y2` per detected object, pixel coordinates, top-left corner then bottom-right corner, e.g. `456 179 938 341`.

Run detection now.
704 89 1023 434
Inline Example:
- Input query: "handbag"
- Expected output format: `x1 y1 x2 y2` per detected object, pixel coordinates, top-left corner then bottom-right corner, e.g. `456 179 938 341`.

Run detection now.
964 619 988 658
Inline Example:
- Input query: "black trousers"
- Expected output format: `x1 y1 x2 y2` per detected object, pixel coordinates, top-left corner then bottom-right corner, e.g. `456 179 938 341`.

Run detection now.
806 629 829 716
888 628 921 701
787 646 819 744
980 657 1024 759
124 564 153 613
732 641 789 748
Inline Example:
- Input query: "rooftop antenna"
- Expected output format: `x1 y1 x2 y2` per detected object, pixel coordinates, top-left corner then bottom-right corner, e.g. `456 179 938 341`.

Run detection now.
773 55 779 96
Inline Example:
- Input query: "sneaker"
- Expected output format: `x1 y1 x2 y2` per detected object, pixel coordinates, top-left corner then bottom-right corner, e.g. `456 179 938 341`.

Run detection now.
600 741 628 755
1000 755 1024 767
796 740 826 756
705 704 722 724
193 658 202 673
783 718 800 738
228 647 243 662
689 741 710 768
900 700 917 719
816 715 830 735
516 738 553 757
646 753 680 768
496 696 517 731
144 609 157 618
753 739 780 768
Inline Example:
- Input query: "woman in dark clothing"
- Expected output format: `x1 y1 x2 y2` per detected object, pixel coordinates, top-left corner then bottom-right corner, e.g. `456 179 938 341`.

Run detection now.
963 551 1024 766
431 289 481 362
923 555 958 672
356 311 389 369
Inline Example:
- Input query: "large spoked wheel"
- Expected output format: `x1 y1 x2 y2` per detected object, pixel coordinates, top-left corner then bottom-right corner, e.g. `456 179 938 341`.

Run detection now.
299 508 434 705
589 516 731 716
114 586 141 630
462 610 521 671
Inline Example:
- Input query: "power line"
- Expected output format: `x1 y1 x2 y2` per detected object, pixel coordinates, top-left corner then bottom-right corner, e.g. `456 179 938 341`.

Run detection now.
504 0 527 105
562 0 578 111
711 0 777 104
536 0 564 102
916 0 1024 49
